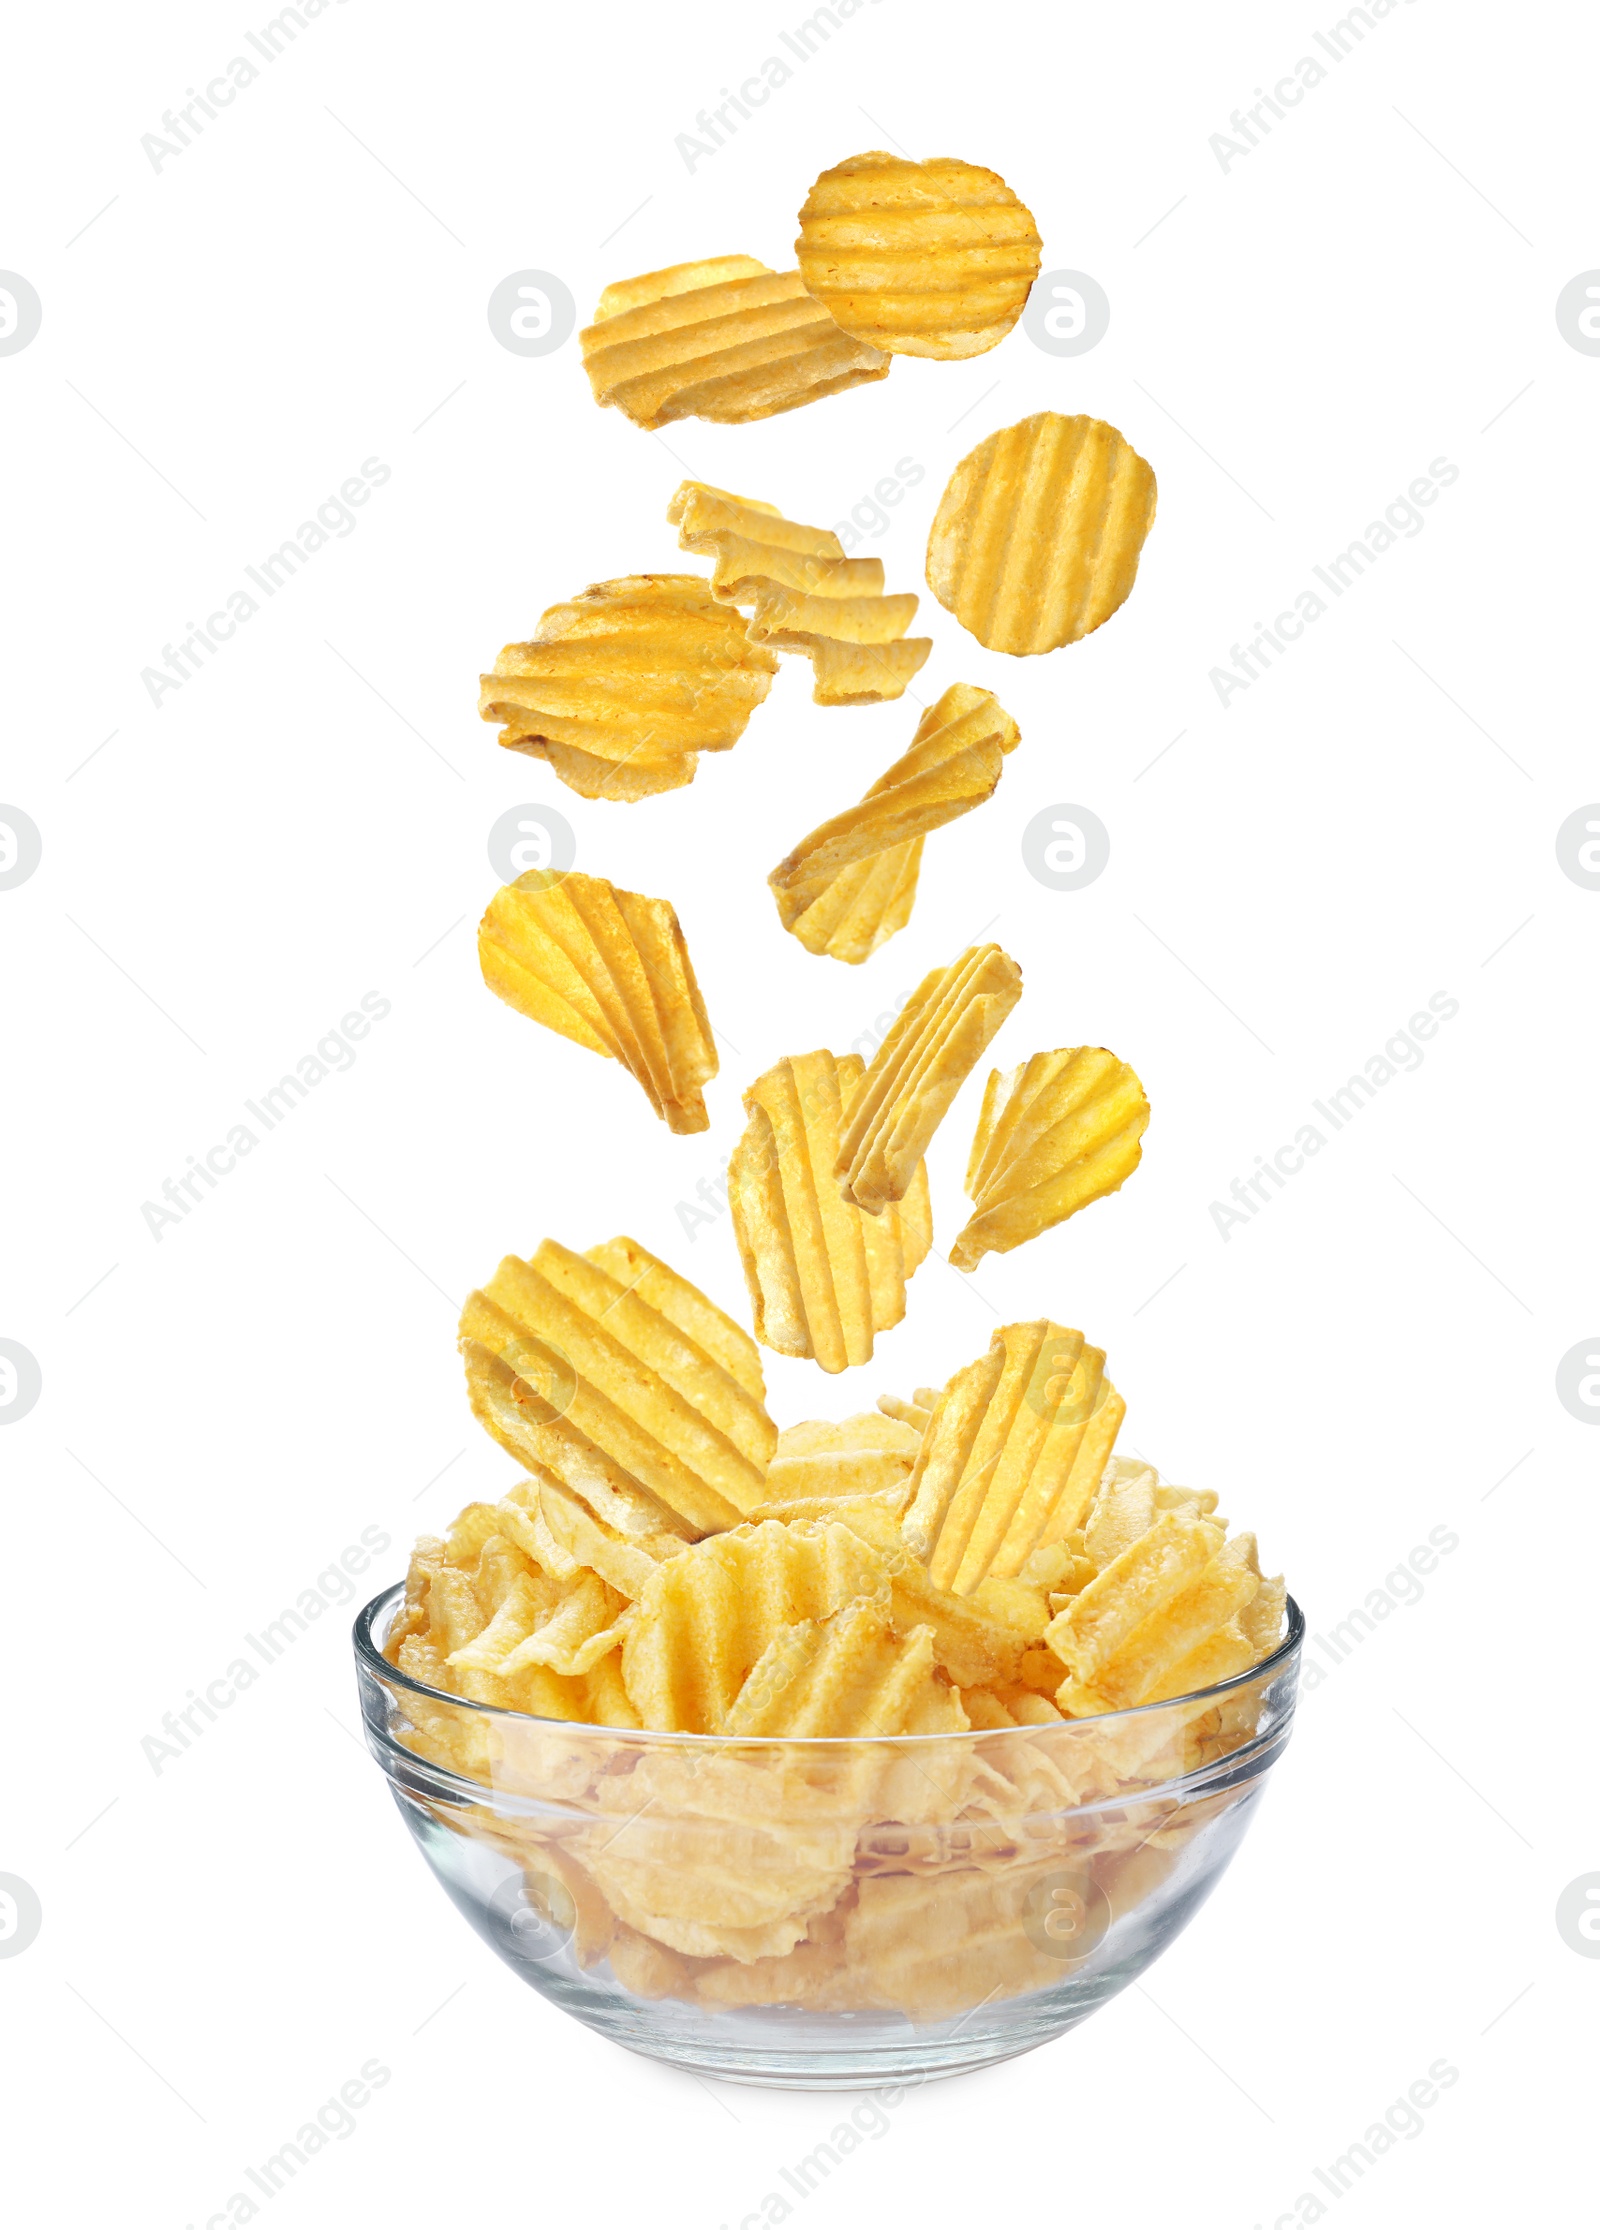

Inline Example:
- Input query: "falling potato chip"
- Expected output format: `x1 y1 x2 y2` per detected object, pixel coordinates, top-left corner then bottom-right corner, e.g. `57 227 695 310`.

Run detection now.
478 869 717 1133
899 1323 1124 1594
478 574 778 802
729 1050 933 1372
460 1236 777 1540
836 943 1023 1213
769 685 1022 963
669 480 931 706
621 1518 889 1732
926 413 1158 655
725 1599 956 1737
950 1048 1151 1270
795 152 1042 360
581 256 890 428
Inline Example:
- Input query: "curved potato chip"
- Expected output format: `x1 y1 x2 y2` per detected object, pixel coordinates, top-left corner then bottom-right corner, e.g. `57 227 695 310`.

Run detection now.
951 1048 1151 1269
795 152 1041 359
729 1050 933 1371
479 869 717 1132
581 256 889 428
769 684 1020 961
479 575 777 801
835 943 1022 1212
926 413 1157 654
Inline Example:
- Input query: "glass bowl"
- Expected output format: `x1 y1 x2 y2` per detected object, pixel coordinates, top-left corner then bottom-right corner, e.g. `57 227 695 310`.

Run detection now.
353 1583 1302 2090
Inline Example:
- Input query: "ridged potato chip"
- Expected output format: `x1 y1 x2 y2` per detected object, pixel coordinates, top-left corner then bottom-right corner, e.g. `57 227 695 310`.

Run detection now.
748 1411 922 1522
581 256 889 428
926 413 1158 654
460 1236 776 1539
478 574 777 801
878 1388 938 1436
835 942 1023 1212
899 1323 1124 1593
621 1518 889 1732
951 1048 1151 1269
769 685 1021 962
478 869 717 1133
725 1599 958 1737
669 480 930 705
729 1049 933 1371
795 152 1042 359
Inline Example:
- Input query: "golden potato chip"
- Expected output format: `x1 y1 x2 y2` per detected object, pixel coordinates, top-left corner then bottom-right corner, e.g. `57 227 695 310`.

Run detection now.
581 256 889 428
582 1800 851 1964
825 1499 1022 1690
1053 1527 1273 1716
621 1518 889 1732
724 1599 956 1738
835 943 1023 1212
747 1412 922 1522
522 1474 686 1600
729 1050 933 1371
769 685 1021 963
899 1323 1124 1594
794 152 1042 359
1045 1511 1225 1687
478 575 778 801
926 413 1158 654
669 480 931 705
478 869 717 1133
951 1048 1151 1269
460 1236 776 1539
840 1863 1066 2017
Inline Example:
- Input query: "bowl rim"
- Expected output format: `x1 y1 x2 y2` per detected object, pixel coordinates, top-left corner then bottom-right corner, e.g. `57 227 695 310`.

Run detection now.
352 1579 1305 1749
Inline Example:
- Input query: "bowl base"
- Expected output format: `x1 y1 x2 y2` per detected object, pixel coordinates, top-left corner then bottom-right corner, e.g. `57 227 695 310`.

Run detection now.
615 2026 1067 2091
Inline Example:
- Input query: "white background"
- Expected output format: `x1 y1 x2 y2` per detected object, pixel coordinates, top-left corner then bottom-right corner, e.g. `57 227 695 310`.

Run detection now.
2 0 1595 2222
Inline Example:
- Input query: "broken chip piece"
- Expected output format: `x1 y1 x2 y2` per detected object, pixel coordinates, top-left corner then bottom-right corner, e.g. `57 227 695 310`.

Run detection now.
951 1048 1151 1270
926 413 1158 655
669 480 931 705
768 685 1021 963
795 152 1042 359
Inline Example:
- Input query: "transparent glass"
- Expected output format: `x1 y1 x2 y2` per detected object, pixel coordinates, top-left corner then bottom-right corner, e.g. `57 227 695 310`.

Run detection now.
353 1584 1303 2090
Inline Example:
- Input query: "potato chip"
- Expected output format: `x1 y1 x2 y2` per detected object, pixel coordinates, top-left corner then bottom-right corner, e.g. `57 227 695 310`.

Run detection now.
725 1599 956 1738
878 1388 937 1436
926 413 1158 654
460 1236 776 1539
835 943 1023 1213
769 685 1021 962
581 256 889 428
794 152 1042 359
621 1518 889 1732
478 575 777 801
478 869 717 1133
825 1499 1022 1690
669 480 931 705
951 1048 1150 1269
1046 1512 1225 1686
899 1324 1124 1594
729 1050 933 1370
747 1412 922 1521
840 1863 1066 2017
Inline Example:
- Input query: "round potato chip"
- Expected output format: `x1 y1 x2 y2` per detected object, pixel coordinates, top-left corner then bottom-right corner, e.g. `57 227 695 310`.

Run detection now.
795 151 1042 360
925 413 1158 655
